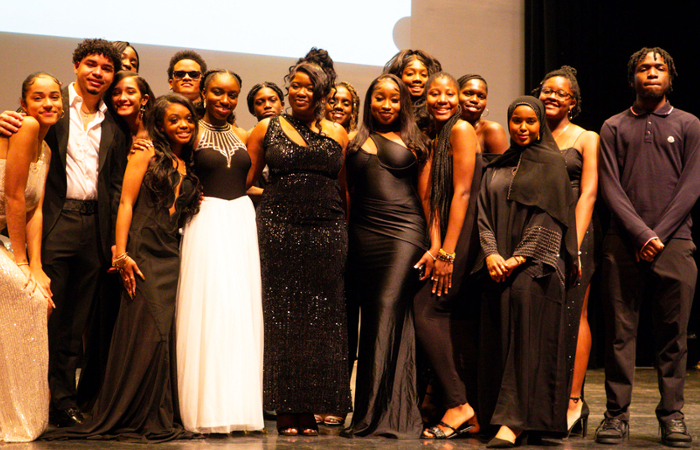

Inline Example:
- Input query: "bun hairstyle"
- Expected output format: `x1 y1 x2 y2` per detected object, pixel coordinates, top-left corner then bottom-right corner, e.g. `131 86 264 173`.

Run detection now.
457 73 488 93
285 62 330 132
21 71 61 102
295 47 337 88
246 81 284 115
112 41 139 72
197 69 243 124
532 65 582 119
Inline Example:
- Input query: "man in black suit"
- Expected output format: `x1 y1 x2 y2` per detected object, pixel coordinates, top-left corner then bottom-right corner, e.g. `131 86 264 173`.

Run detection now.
0 38 128 427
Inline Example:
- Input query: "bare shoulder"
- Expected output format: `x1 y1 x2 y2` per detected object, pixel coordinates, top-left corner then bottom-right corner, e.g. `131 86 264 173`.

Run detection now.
482 120 505 135
127 145 155 165
233 126 249 144
451 119 477 140
322 119 349 147
575 127 600 151
13 115 40 137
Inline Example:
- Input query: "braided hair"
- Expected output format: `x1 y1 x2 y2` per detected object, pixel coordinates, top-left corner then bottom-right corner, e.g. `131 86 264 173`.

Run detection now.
627 47 677 92
329 81 361 132
424 72 462 237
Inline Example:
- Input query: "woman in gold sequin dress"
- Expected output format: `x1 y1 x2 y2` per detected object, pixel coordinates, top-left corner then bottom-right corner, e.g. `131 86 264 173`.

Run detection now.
0 72 62 442
246 62 352 437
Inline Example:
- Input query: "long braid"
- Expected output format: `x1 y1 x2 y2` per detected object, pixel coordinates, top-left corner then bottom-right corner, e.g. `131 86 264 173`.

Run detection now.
429 108 461 238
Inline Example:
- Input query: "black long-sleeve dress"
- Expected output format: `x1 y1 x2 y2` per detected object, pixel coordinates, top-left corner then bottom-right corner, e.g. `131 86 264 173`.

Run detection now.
475 96 577 433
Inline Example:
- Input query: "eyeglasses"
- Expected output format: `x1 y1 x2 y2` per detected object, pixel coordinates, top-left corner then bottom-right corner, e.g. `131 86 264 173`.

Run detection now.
172 70 202 80
540 87 572 100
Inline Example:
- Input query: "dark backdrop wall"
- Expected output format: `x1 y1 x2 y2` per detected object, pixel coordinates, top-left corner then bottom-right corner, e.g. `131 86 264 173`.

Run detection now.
525 0 700 368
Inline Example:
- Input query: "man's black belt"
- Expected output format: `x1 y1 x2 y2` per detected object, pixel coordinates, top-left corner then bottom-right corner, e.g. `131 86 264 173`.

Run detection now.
63 199 98 215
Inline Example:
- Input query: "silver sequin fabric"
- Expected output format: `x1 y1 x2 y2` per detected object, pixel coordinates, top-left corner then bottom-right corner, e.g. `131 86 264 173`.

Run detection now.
0 145 50 442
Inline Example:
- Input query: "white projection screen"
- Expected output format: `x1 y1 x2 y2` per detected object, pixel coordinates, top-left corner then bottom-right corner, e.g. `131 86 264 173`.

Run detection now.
0 0 523 130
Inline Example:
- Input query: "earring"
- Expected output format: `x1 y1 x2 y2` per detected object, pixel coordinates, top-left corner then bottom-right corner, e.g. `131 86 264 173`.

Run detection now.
203 99 207 109
140 104 147 115
482 108 490 118
568 108 573 120
59 110 65 119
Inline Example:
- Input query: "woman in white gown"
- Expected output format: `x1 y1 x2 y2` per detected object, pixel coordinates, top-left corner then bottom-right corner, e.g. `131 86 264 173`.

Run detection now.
0 72 61 442
176 69 264 432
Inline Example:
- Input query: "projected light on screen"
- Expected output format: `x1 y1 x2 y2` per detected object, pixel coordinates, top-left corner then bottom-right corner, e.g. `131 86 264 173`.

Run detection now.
0 0 411 66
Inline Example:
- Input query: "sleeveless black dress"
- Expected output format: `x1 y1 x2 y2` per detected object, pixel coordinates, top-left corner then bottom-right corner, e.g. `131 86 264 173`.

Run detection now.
560 146 601 388
345 133 427 438
43 169 199 442
561 147 599 293
257 115 352 414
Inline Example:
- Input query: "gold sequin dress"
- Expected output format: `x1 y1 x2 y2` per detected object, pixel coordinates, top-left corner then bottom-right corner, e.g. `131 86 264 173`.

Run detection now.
0 144 50 442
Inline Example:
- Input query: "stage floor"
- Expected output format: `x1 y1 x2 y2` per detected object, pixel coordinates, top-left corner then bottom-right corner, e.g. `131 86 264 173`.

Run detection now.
4 368 699 449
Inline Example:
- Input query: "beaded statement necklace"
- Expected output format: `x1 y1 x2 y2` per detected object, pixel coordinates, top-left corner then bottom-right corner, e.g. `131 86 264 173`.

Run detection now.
198 120 246 168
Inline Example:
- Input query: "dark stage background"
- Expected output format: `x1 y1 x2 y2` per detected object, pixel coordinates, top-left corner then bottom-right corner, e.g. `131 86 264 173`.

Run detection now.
525 0 700 368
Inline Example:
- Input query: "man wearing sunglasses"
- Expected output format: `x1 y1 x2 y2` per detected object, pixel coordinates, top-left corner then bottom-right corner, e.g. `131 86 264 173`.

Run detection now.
167 50 208 104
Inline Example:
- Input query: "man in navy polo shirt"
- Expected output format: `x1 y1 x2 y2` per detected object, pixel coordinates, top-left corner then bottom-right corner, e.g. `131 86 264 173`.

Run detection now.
596 47 700 448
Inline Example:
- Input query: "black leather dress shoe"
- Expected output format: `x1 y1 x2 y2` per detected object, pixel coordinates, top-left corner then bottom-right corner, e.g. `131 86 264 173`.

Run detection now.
660 419 692 448
595 417 628 444
49 407 85 427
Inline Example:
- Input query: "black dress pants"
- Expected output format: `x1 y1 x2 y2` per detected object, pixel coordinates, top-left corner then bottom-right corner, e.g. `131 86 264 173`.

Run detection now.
43 209 103 411
602 234 695 422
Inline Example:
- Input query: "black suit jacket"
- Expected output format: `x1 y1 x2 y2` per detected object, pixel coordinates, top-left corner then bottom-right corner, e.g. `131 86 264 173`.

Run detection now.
43 86 128 263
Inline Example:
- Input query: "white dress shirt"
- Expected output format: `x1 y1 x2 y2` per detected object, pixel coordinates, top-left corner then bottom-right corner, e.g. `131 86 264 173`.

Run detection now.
66 83 106 201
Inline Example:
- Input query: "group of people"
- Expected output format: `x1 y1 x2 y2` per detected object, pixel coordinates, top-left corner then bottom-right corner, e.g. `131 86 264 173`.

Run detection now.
0 38 697 450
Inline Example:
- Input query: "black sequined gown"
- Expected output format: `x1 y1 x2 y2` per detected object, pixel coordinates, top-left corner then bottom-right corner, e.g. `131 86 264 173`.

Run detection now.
344 133 427 438
257 115 352 414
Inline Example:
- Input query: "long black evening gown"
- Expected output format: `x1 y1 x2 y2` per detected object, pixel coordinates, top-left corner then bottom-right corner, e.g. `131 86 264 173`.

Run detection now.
43 171 198 442
257 115 352 414
476 165 571 433
561 145 601 389
344 133 427 438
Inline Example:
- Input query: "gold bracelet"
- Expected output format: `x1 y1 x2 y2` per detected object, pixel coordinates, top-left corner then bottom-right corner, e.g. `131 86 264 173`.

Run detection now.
427 250 437 261
112 252 129 269
437 248 456 263
16 262 29 267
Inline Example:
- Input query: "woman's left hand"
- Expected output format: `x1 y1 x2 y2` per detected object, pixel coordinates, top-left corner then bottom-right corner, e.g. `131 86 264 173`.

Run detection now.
119 256 145 299
432 259 453 296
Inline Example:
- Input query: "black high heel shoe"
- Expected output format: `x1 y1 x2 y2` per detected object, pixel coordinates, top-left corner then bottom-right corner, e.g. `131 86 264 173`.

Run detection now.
565 396 590 439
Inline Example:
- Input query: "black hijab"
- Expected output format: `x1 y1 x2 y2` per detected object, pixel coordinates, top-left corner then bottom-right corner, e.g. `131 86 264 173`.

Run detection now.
488 96 575 227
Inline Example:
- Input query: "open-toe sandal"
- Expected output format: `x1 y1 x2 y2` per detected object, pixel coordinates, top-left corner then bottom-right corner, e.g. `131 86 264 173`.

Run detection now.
423 421 474 439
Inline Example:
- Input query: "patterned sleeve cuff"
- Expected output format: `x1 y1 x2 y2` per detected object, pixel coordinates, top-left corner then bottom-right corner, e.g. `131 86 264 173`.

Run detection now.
480 230 499 257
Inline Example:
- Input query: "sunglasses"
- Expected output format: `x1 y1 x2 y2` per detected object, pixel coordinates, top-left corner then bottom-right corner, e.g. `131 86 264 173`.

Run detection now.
172 70 202 80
